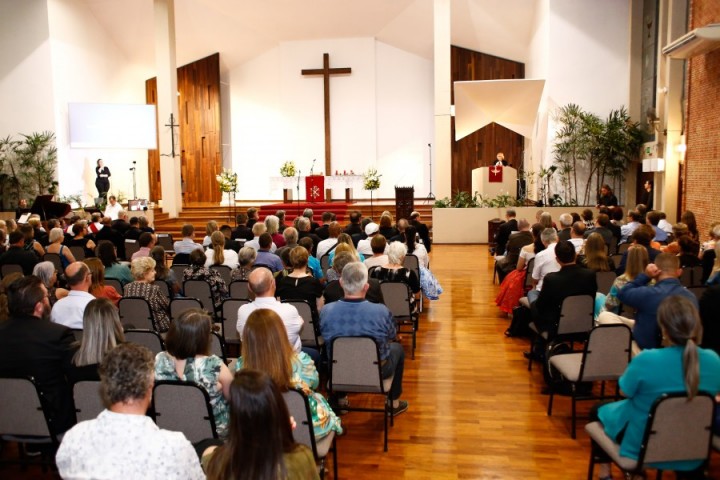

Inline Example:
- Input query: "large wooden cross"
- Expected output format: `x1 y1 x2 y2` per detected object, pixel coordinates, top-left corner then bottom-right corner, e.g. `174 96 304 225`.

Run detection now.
301 53 352 180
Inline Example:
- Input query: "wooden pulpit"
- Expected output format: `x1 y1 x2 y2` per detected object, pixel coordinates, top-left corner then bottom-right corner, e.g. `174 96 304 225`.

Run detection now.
395 186 414 221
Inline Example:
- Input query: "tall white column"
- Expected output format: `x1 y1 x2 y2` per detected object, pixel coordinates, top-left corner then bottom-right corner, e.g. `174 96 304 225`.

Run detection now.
154 0 181 217
433 0 452 200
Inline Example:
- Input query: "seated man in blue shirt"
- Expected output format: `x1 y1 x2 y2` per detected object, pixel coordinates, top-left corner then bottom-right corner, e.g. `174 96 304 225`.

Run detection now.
320 261 407 416
598 253 696 350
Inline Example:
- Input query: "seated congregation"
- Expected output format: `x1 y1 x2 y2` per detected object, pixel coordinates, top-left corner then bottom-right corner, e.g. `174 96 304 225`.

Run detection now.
0 206 437 478
494 204 720 479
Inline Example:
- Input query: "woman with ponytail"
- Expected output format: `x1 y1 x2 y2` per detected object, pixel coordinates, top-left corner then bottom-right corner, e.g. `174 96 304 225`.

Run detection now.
591 296 720 479
205 231 239 269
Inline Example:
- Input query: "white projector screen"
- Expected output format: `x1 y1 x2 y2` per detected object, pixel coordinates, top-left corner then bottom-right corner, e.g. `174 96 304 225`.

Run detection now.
68 103 157 149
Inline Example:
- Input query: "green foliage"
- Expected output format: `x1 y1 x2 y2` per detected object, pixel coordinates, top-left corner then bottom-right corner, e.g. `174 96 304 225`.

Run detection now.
552 104 641 206
0 131 58 209
432 191 522 208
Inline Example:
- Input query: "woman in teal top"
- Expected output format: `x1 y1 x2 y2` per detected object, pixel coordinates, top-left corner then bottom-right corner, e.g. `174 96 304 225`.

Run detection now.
594 296 720 479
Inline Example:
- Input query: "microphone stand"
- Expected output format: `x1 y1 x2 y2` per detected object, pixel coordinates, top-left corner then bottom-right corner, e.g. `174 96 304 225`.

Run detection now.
129 162 137 200
425 143 435 203
296 169 301 215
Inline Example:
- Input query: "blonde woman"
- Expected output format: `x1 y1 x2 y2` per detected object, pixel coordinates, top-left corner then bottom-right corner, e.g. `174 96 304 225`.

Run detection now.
202 220 219 248
45 227 76 269
578 232 614 272
124 256 170 332
328 233 364 266
602 245 649 314
68 298 125 383
84 257 122 307
205 231 239 269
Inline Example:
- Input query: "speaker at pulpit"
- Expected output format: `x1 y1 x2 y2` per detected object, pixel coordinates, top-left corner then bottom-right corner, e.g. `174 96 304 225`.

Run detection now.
471 166 517 199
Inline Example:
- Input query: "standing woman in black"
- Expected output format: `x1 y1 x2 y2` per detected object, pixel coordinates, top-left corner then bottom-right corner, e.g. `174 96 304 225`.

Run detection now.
95 159 110 202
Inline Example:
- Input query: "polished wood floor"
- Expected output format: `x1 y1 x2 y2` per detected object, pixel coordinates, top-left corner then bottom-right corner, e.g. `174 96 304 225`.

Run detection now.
3 245 719 479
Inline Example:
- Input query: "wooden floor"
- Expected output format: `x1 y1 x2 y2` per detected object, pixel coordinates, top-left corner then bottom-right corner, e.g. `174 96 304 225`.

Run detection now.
3 245 719 479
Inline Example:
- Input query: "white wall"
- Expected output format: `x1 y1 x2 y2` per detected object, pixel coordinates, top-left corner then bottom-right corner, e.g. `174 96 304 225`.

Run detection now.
228 37 433 201
47 0 150 205
525 0 633 203
0 0 55 136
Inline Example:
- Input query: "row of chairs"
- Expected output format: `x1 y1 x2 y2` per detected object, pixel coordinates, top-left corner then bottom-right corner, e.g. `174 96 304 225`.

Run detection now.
0 375 336 478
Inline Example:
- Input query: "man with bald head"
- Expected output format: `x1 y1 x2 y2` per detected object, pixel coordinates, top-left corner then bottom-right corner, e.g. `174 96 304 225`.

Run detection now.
236 268 304 353
51 261 95 329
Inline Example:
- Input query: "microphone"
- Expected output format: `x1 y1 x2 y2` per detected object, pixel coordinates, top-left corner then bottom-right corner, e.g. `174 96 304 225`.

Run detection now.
428 143 431 147
310 159 316 176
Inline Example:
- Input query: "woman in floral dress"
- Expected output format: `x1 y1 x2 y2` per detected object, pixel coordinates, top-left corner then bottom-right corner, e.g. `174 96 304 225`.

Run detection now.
183 248 229 311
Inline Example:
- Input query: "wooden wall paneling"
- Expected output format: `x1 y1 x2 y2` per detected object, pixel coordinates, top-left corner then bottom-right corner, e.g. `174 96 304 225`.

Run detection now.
450 46 525 194
145 78 162 202
146 53 222 205
177 53 222 204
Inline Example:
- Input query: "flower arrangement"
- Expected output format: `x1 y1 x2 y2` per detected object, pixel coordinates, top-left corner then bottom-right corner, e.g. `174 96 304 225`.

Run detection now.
363 168 381 191
216 169 238 193
280 161 296 177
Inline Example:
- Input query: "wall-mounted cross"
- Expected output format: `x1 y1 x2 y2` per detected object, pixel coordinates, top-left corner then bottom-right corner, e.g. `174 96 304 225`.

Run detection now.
301 53 352 182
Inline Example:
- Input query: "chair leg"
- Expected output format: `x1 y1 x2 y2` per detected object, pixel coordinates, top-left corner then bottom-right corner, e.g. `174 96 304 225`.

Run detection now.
384 400 389 452
587 446 595 480
600 380 606 398
571 384 577 439
332 438 338 479
547 387 555 416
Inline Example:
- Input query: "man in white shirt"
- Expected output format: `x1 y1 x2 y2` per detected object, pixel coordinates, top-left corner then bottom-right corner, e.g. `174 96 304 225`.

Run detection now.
236 268 304 352
316 221 341 260
103 195 123 221
51 262 95 329
356 222 379 257
527 228 560 304
56 343 205 480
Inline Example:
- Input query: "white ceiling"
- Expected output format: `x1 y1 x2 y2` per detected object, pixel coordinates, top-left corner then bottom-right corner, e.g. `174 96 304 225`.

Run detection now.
80 0 538 73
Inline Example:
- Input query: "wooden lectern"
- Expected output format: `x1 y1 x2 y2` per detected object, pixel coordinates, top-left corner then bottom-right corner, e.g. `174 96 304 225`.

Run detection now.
471 166 517 199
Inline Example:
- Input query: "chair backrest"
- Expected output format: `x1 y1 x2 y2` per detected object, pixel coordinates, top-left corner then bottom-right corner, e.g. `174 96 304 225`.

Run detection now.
0 377 55 441
210 265 232 286
680 266 705 288
688 286 707 301
172 253 190 265
557 294 595 336
183 279 215 314
607 236 618 255
229 280 251 300
152 380 218 443
69 245 86 261
619 303 637 319
170 264 188 281
403 254 421 283
73 380 104 423
524 258 536 289
320 254 331 276
71 328 84 343
170 298 204 322
0 263 23 278
124 239 139 260
329 336 385 394
638 392 715 466
578 324 632 381
282 388 318 458
156 233 174 253
221 299 248 343
210 331 226 362
595 271 617 296
152 280 171 298
379 281 414 319
282 299 318 347
105 278 123 296
124 329 165 355
43 253 63 272
118 297 155 330
618 243 631 254
610 254 623 270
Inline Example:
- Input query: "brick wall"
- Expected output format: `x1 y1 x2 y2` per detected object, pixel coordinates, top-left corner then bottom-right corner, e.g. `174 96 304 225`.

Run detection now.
684 0 720 239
